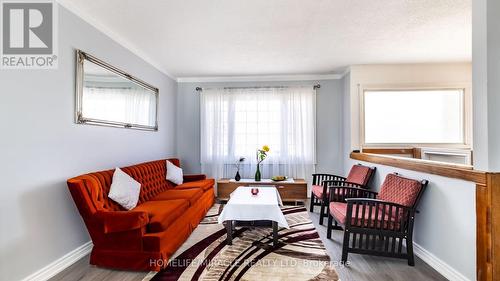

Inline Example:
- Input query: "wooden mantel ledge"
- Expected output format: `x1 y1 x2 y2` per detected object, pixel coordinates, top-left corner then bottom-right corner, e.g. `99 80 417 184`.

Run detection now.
350 152 498 280
350 152 487 185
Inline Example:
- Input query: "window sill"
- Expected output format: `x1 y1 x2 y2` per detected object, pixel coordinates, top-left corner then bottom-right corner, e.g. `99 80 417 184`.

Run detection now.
350 152 486 185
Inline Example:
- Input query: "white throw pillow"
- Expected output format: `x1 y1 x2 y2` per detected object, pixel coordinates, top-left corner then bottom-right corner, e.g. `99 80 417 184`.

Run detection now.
108 168 141 210
166 160 183 185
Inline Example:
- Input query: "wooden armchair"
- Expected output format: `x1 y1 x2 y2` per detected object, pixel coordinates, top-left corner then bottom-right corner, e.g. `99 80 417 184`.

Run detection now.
327 173 428 266
310 164 376 225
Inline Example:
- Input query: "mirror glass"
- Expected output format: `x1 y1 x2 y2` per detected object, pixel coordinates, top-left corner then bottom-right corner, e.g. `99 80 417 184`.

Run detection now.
76 51 158 131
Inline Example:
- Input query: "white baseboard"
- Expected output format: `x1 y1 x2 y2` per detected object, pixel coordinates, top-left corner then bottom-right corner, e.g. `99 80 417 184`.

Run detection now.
21 241 93 281
413 242 471 281
18 239 469 281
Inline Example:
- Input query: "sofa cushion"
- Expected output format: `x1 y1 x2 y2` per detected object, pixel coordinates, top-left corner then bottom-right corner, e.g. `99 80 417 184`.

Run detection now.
176 179 215 192
151 188 203 206
133 199 189 232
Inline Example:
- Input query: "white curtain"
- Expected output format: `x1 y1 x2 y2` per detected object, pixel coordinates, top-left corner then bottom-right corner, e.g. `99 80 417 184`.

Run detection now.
82 86 156 126
200 86 316 182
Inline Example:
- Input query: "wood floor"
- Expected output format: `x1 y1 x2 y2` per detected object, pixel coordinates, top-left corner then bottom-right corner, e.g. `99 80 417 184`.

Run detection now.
50 205 447 281
308 211 447 281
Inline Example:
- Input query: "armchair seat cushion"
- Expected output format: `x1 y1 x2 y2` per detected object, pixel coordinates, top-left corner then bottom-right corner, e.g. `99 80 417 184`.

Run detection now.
133 199 189 232
151 188 203 206
176 179 215 192
312 185 325 198
329 202 349 224
312 185 342 199
329 202 400 229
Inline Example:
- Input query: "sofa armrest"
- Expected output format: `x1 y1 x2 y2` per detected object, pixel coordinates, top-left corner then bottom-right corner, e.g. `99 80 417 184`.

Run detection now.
183 174 207 182
95 210 149 234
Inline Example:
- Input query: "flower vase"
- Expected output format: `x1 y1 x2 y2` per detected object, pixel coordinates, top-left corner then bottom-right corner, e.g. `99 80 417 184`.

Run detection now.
255 164 261 181
235 170 241 181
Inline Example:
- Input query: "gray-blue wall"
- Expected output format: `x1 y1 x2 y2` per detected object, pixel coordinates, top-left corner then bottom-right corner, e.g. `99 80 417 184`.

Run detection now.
176 79 344 177
0 6 177 281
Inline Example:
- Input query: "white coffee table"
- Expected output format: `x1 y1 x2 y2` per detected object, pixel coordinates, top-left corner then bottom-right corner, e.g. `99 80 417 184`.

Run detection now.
218 186 289 247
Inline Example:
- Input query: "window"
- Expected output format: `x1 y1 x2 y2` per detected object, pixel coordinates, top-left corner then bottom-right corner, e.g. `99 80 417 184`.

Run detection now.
233 97 283 157
200 86 316 180
363 89 466 145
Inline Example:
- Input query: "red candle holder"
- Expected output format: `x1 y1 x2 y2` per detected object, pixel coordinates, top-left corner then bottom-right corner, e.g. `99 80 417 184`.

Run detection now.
251 187 259 196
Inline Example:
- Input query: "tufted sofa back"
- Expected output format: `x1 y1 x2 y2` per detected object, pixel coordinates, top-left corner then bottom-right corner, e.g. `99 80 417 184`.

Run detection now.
122 159 179 204
68 158 181 214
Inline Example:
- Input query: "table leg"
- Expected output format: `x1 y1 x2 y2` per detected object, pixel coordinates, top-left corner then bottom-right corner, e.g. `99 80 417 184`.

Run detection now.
272 221 278 247
226 220 233 245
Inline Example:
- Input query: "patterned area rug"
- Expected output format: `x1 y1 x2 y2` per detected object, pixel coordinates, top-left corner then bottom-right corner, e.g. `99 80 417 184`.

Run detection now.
145 204 339 281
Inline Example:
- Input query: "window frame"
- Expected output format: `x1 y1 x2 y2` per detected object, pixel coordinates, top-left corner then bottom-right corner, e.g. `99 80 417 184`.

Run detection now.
359 83 472 149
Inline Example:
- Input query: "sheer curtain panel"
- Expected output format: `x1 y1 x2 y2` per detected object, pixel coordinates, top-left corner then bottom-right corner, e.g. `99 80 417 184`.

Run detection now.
200 86 316 182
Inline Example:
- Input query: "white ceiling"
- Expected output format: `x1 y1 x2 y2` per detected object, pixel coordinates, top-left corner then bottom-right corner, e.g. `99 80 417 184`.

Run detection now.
59 0 471 79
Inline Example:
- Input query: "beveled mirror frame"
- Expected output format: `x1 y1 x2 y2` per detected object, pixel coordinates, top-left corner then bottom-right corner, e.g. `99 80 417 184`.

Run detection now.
75 49 159 131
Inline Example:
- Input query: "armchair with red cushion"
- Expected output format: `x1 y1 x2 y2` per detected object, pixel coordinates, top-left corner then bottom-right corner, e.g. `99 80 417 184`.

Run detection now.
310 164 376 225
327 173 428 266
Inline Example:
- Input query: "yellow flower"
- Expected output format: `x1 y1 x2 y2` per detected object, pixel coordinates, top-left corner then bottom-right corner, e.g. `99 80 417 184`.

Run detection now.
262 145 270 152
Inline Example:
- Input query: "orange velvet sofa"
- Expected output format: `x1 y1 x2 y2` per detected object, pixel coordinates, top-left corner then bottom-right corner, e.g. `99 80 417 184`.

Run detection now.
67 158 215 271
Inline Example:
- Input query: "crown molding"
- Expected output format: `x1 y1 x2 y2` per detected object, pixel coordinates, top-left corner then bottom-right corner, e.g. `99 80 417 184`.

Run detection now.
341 66 351 77
177 73 345 83
56 0 176 80
56 0 352 83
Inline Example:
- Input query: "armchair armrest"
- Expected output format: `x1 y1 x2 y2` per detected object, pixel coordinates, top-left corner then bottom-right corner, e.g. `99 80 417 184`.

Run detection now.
183 174 207 182
323 180 364 188
329 186 377 202
314 180 365 201
312 173 346 185
345 198 408 210
95 210 149 234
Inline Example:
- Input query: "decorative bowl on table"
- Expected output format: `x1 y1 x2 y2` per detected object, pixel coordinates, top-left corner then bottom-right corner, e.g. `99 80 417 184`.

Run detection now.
271 176 287 182
251 187 259 196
